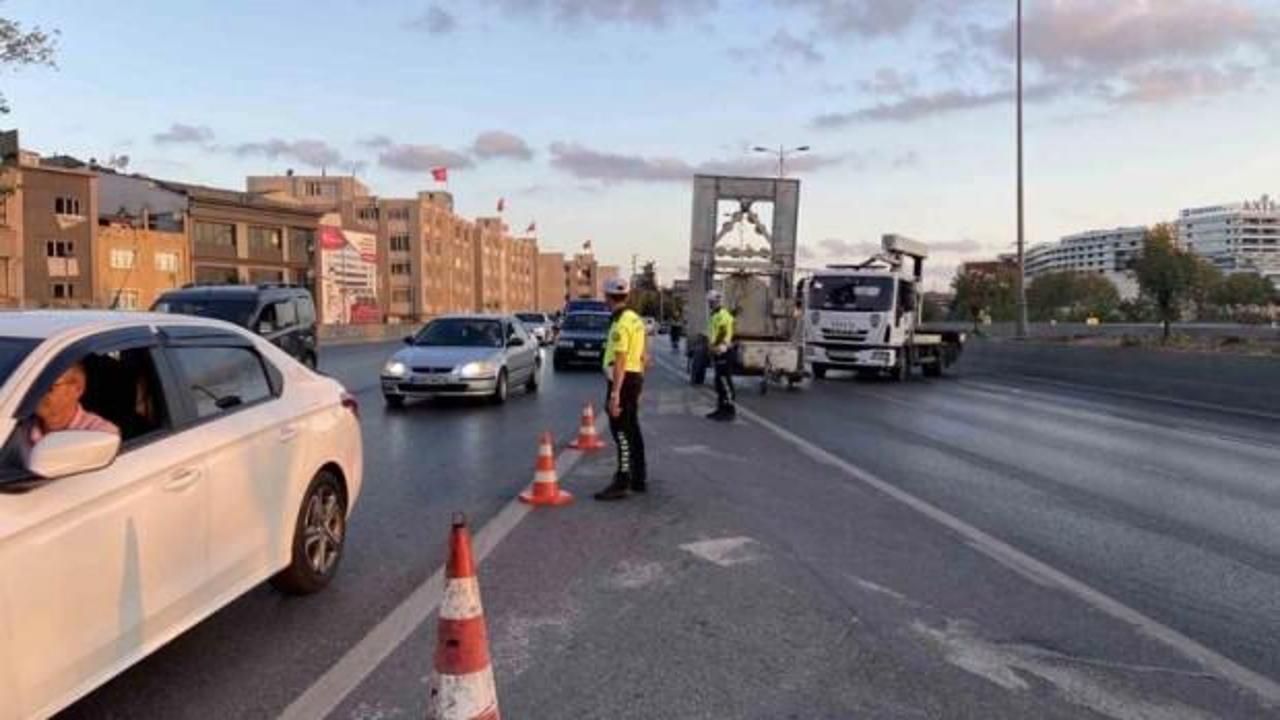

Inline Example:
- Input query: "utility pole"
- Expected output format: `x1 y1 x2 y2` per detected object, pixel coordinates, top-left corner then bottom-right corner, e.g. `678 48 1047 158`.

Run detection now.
1015 0 1029 338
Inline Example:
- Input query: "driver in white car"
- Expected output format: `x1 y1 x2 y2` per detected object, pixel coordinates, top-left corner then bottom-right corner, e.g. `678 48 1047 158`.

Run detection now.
21 362 119 460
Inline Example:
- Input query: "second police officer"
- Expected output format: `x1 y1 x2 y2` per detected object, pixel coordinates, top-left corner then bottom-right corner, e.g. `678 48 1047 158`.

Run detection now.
706 290 736 421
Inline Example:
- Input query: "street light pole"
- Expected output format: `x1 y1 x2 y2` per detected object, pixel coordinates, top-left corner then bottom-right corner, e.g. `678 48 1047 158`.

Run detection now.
753 145 810 178
1015 0 1029 338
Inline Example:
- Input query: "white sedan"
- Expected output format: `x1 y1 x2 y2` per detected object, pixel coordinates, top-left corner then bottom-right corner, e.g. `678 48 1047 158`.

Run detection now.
0 311 363 719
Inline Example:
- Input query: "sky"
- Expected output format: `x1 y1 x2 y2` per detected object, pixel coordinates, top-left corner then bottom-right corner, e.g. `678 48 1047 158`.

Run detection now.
5 0 1279 289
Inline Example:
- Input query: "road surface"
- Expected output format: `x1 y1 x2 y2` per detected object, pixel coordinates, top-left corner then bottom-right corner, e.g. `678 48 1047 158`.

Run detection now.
61 340 1280 718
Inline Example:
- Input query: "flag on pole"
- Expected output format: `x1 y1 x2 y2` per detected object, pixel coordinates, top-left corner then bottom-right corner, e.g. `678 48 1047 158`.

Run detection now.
431 166 448 183
583 239 592 252
497 197 506 213
525 221 537 234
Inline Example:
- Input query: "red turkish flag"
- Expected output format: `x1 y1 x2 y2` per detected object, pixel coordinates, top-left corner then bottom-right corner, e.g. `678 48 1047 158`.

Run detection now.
431 166 448 183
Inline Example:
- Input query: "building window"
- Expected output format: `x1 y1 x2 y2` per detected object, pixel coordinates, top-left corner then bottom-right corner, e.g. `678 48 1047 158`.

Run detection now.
46 240 75 257
51 282 75 299
290 227 315 263
387 207 410 221
54 196 82 215
390 234 411 252
249 226 283 255
195 264 239 285
194 221 237 249
358 206 379 221
391 262 412 276
304 181 324 197
155 251 180 273
391 288 412 303
110 248 136 269
114 289 140 310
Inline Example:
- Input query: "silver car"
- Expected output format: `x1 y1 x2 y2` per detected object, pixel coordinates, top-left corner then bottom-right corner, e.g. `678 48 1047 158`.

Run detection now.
380 315 540 407
516 311 555 346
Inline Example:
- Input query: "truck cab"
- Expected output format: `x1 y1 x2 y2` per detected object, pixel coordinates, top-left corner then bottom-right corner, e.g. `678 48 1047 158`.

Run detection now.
800 235 961 381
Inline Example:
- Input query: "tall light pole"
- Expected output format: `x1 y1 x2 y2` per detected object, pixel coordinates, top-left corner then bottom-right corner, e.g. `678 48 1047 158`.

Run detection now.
1015 0 1029 338
753 145 811 178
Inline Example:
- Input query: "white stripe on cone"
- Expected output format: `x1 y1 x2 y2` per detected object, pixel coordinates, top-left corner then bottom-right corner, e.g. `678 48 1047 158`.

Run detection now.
533 470 557 484
429 668 499 720
439 577 483 621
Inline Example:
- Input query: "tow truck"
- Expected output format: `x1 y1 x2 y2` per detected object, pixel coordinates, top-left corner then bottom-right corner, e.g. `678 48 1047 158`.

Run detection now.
799 234 964 381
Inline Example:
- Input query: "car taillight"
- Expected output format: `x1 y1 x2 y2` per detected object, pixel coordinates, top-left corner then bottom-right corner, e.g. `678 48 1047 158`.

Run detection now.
341 391 360 419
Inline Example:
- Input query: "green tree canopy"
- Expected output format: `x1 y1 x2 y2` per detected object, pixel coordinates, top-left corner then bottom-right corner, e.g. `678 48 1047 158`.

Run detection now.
1027 271 1121 321
1210 272 1276 308
1133 224 1217 341
1 13 59 114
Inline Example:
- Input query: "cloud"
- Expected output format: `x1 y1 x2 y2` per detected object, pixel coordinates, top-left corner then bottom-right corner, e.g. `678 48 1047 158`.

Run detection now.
153 123 213 145
1109 65 1256 105
728 29 824 71
986 0 1277 74
405 5 458 34
779 0 933 38
548 141 844 183
860 67 917 96
472 130 534 161
488 0 716 27
358 135 393 149
930 238 983 254
378 143 475 172
233 139 345 169
813 82 1062 126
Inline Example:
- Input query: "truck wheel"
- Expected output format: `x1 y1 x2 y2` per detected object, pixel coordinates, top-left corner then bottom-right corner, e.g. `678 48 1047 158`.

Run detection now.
811 363 827 380
894 353 912 382
923 359 943 378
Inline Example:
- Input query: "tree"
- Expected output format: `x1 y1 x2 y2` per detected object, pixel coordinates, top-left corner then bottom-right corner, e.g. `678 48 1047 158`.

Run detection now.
1 13 59 114
1028 271 1120 321
1210 272 1276 309
952 267 1018 332
1133 224 1213 341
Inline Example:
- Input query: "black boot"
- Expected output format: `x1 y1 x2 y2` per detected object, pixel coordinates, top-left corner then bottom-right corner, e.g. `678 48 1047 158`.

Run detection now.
706 407 727 420
594 474 630 501
630 472 648 494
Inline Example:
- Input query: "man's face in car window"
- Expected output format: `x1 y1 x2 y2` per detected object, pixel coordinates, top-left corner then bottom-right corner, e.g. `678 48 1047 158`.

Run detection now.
37 364 87 431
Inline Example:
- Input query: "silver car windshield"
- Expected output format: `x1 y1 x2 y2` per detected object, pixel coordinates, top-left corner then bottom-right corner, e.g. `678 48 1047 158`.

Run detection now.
412 319 504 348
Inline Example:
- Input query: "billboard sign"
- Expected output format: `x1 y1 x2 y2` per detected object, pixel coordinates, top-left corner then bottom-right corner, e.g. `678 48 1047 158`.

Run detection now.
319 225 380 324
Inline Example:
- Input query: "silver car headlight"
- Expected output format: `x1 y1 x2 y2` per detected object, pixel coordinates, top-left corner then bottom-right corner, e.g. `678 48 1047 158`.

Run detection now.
383 360 408 377
458 360 498 378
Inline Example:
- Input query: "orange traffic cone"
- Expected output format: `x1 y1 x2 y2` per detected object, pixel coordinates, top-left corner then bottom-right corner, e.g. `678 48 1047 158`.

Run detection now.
568 402 606 451
427 515 500 720
519 432 574 506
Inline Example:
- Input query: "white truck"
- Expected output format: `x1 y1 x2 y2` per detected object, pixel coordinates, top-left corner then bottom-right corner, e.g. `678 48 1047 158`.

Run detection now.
798 234 964 381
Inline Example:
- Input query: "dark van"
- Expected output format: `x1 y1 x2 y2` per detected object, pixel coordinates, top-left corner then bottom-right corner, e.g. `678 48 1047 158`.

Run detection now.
152 284 319 368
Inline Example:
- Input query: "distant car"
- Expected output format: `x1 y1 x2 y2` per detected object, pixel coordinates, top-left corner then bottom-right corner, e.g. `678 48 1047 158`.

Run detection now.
515 311 555 346
0 311 362 720
381 315 540 407
554 312 612 370
642 316 658 335
564 299 608 314
152 284 318 369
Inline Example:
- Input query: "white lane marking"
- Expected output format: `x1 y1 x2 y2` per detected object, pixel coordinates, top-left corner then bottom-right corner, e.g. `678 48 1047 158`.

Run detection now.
650 354 1280 707
280 445 591 720
968 373 1280 423
679 537 764 567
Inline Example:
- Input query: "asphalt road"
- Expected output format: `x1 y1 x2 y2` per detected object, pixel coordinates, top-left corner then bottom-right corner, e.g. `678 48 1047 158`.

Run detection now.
60 340 1280 718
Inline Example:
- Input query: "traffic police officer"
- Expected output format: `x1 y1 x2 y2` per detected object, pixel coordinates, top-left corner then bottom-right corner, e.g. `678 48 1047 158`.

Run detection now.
706 290 736 421
595 277 649 501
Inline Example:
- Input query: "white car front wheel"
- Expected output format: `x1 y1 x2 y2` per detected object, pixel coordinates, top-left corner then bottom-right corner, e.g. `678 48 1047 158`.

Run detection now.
272 470 348 595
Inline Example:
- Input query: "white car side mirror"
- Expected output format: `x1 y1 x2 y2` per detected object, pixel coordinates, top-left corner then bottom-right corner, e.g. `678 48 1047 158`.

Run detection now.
27 430 121 479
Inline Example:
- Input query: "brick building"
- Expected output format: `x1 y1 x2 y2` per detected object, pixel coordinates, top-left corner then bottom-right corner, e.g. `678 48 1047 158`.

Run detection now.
94 220 189 309
535 252 567 311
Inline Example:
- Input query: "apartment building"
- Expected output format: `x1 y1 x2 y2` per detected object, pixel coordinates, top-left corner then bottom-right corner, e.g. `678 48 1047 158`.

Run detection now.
0 164 23 305
507 236 537 312
95 220 188 309
474 217 508 313
565 253 599 300
1 135 100 307
1024 227 1146 299
535 252 567 311
1179 195 1280 287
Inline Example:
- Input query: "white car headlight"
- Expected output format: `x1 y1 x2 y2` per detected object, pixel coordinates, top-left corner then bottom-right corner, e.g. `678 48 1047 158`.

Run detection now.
458 361 498 378
383 360 408 377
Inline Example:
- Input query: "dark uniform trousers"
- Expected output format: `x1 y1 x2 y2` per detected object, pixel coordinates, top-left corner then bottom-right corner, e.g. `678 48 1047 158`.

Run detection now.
606 372 647 481
713 348 736 412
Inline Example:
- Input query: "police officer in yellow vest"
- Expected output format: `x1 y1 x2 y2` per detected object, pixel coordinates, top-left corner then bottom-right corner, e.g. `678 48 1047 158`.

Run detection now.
706 290 736 421
595 277 649 501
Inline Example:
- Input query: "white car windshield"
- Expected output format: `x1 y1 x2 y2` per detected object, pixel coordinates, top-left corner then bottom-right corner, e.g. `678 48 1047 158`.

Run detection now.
412 319 504 348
